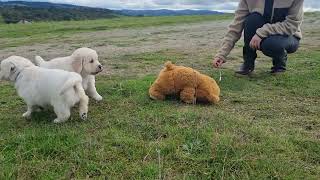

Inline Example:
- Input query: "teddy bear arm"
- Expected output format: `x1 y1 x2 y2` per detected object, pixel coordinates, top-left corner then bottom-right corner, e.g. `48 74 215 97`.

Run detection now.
180 87 196 104
195 89 209 103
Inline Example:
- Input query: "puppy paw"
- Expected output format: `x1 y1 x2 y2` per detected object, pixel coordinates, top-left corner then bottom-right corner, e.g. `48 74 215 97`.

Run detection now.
93 95 103 101
80 113 87 120
22 112 31 119
54 118 64 124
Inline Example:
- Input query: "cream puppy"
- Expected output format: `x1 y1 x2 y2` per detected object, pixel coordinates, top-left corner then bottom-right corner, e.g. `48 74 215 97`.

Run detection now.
0 56 89 123
34 47 103 101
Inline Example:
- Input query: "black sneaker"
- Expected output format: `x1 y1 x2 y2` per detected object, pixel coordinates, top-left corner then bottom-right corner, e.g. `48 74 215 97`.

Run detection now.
270 67 286 74
235 64 254 75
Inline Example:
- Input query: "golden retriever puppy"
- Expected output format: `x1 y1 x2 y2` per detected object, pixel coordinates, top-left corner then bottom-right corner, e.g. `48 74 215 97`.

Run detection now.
0 56 89 123
34 47 103 101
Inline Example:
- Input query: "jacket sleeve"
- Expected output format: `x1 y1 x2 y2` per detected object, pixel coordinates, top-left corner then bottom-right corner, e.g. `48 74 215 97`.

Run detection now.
215 0 249 61
256 0 304 38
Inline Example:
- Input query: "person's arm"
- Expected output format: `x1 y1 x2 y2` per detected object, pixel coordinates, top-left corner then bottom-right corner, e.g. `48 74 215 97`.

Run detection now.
256 0 304 38
215 0 249 61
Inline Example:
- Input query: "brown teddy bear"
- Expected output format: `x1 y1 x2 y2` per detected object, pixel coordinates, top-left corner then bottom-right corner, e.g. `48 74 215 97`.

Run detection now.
149 61 220 104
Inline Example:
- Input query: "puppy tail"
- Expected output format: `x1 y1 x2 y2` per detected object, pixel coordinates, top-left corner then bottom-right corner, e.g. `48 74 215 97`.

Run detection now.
165 61 175 71
60 74 82 95
34 55 46 66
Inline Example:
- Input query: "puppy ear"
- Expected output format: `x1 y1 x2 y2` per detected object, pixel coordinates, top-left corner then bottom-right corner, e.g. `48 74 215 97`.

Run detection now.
72 58 83 73
8 62 17 80
9 63 16 72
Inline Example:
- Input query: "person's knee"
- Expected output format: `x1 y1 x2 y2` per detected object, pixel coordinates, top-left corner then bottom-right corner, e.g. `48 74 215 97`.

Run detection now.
244 13 266 45
286 43 299 54
261 38 286 58
244 12 265 27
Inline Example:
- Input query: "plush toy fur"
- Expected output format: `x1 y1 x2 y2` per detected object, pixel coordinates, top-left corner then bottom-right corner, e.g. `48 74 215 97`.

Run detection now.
149 61 220 104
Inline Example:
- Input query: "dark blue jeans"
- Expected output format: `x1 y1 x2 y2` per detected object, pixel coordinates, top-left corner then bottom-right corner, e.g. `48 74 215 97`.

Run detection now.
243 13 300 70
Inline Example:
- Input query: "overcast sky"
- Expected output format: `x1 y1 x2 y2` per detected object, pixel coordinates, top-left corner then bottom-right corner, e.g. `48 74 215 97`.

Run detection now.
4 0 320 11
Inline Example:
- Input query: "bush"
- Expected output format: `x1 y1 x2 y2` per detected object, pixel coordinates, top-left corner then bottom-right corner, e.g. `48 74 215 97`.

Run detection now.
0 6 117 23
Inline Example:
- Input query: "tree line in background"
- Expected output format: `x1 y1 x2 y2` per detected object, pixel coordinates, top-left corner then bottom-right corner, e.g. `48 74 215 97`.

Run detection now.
0 6 117 23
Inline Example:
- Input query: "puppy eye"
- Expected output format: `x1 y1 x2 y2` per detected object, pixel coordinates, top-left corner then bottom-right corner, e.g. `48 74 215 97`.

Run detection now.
10 67 15 71
90 60 94 63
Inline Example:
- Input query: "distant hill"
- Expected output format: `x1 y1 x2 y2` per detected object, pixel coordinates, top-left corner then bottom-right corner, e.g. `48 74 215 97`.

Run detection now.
0 1 118 23
116 9 223 17
0 1 225 24
0 1 79 9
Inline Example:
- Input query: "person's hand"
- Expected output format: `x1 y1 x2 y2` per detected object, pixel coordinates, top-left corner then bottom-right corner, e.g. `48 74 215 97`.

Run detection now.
250 34 262 50
213 57 225 68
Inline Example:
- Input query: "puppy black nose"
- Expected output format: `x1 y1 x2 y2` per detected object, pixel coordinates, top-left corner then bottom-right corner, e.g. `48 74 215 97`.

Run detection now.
98 65 103 70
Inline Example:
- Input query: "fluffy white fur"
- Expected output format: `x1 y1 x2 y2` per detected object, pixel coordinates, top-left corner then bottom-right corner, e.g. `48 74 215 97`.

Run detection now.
34 47 103 101
0 56 89 123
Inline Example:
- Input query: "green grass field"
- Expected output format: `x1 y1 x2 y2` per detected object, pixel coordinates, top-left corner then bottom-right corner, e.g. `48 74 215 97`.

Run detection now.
0 15 320 179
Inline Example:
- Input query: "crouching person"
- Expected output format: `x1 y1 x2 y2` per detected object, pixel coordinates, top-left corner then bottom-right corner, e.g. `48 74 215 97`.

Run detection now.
213 0 304 75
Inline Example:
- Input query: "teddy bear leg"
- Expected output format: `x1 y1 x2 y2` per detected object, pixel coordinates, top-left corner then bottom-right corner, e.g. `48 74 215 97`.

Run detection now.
149 88 166 100
180 87 196 104
208 94 220 104
196 89 220 104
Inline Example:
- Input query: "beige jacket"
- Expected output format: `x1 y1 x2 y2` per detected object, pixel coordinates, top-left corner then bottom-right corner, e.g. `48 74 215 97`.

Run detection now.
216 0 304 61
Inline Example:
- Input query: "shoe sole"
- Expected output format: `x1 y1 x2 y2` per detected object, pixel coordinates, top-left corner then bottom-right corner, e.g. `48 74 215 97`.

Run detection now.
235 72 254 77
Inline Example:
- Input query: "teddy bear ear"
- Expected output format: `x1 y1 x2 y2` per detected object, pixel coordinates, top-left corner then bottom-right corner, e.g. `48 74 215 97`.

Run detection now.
165 61 174 70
